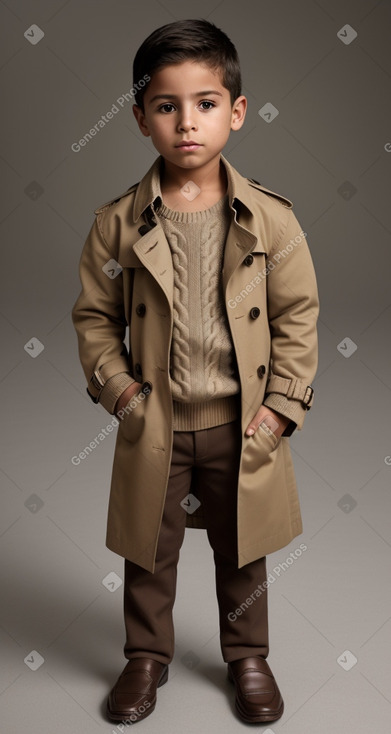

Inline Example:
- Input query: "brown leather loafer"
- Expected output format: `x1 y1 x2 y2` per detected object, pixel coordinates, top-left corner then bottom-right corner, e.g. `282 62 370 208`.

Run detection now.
227 655 284 723
107 657 168 723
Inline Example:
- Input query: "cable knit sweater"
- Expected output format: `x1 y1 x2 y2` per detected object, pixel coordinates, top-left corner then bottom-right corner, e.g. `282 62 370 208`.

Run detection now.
156 194 241 431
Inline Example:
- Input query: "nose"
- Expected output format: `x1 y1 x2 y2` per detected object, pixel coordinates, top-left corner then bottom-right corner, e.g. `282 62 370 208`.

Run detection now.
177 104 197 132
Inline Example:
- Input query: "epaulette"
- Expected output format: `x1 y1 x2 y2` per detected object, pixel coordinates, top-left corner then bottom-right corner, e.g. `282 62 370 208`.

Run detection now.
94 182 139 215
247 178 293 209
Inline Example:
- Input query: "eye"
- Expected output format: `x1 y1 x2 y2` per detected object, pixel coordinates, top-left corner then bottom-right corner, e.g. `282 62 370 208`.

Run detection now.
158 103 176 113
199 100 215 110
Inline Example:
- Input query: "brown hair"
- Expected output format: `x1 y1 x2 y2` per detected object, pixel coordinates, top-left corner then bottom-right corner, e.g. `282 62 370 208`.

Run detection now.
132 19 242 112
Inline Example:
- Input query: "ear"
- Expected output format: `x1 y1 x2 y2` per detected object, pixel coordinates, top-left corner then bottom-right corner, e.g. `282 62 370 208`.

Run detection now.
231 95 247 131
132 104 151 137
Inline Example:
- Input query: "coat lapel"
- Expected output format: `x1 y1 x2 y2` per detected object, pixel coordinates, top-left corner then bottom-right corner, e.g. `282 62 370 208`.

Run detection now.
129 212 258 313
132 224 174 309
222 215 257 298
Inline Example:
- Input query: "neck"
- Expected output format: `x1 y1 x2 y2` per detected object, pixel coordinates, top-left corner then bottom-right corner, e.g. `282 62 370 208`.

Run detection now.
161 155 227 195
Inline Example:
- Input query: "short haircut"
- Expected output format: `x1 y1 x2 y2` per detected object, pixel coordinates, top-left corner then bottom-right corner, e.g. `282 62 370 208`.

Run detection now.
133 18 242 112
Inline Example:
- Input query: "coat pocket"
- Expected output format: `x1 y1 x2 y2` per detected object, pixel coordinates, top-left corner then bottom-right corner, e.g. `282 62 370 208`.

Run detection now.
258 421 279 446
243 422 280 473
118 385 147 444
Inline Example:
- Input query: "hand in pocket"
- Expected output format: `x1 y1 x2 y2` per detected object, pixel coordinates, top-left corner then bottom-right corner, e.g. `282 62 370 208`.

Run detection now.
115 381 142 417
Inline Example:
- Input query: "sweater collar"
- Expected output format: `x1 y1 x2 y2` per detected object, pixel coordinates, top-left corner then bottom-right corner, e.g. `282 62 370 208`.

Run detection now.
132 153 252 223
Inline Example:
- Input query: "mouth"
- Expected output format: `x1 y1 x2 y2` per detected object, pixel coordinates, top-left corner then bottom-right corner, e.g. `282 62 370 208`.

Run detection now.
175 141 202 150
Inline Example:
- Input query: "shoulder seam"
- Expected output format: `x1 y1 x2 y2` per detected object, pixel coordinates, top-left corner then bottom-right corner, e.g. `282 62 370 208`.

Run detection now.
269 207 292 257
95 212 112 254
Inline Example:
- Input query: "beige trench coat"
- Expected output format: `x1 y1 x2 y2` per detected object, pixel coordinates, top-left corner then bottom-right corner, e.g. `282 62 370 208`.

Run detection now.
72 154 319 573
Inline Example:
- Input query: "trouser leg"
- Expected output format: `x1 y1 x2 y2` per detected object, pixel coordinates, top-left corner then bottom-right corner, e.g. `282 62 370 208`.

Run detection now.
123 430 194 665
194 418 269 663
213 551 269 662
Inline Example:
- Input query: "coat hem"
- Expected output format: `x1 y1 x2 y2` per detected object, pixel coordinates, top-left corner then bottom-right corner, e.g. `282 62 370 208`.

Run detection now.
238 518 303 567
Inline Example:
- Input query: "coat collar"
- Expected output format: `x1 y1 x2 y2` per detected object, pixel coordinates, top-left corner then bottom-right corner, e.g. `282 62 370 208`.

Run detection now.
132 153 255 224
129 154 267 309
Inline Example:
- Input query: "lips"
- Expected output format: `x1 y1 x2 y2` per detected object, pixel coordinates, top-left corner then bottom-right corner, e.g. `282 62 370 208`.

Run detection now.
176 141 201 147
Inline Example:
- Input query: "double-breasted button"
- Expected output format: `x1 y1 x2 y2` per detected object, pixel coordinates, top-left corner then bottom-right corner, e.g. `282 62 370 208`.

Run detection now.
134 363 142 376
243 254 254 267
257 364 266 378
141 381 152 394
135 303 146 317
249 306 260 319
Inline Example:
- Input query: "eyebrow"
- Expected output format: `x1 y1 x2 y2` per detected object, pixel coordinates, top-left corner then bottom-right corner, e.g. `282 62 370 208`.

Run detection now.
148 90 223 104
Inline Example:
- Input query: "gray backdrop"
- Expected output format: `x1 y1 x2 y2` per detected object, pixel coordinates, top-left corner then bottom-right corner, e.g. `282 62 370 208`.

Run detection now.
1 1 391 732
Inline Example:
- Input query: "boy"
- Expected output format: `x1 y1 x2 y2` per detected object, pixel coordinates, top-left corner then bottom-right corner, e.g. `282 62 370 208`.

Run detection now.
72 18 319 725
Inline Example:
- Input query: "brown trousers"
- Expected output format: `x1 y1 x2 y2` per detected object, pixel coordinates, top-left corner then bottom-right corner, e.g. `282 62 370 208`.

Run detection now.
123 417 269 665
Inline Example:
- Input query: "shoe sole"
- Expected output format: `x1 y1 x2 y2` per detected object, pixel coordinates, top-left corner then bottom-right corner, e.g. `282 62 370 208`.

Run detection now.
106 665 168 722
227 665 284 723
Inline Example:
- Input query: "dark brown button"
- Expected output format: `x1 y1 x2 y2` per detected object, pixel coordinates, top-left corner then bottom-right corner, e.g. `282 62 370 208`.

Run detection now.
257 364 266 378
249 306 260 319
141 381 152 394
136 303 146 317
243 254 254 267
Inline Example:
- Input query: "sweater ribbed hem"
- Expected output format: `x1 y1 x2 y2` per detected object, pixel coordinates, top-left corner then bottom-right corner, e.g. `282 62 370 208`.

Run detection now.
172 394 241 431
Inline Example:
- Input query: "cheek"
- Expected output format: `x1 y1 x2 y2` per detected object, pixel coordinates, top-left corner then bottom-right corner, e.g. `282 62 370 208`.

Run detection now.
154 119 173 136
211 110 232 130
148 125 168 143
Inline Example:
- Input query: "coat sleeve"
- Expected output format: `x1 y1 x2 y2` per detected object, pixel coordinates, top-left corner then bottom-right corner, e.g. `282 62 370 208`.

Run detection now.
262 208 319 436
71 214 136 414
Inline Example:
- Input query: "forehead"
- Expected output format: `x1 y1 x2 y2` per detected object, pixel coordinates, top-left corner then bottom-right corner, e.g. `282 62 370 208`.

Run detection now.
144 60 227 98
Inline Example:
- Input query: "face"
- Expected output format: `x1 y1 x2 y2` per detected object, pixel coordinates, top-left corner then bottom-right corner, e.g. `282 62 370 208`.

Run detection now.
133 60 247 172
